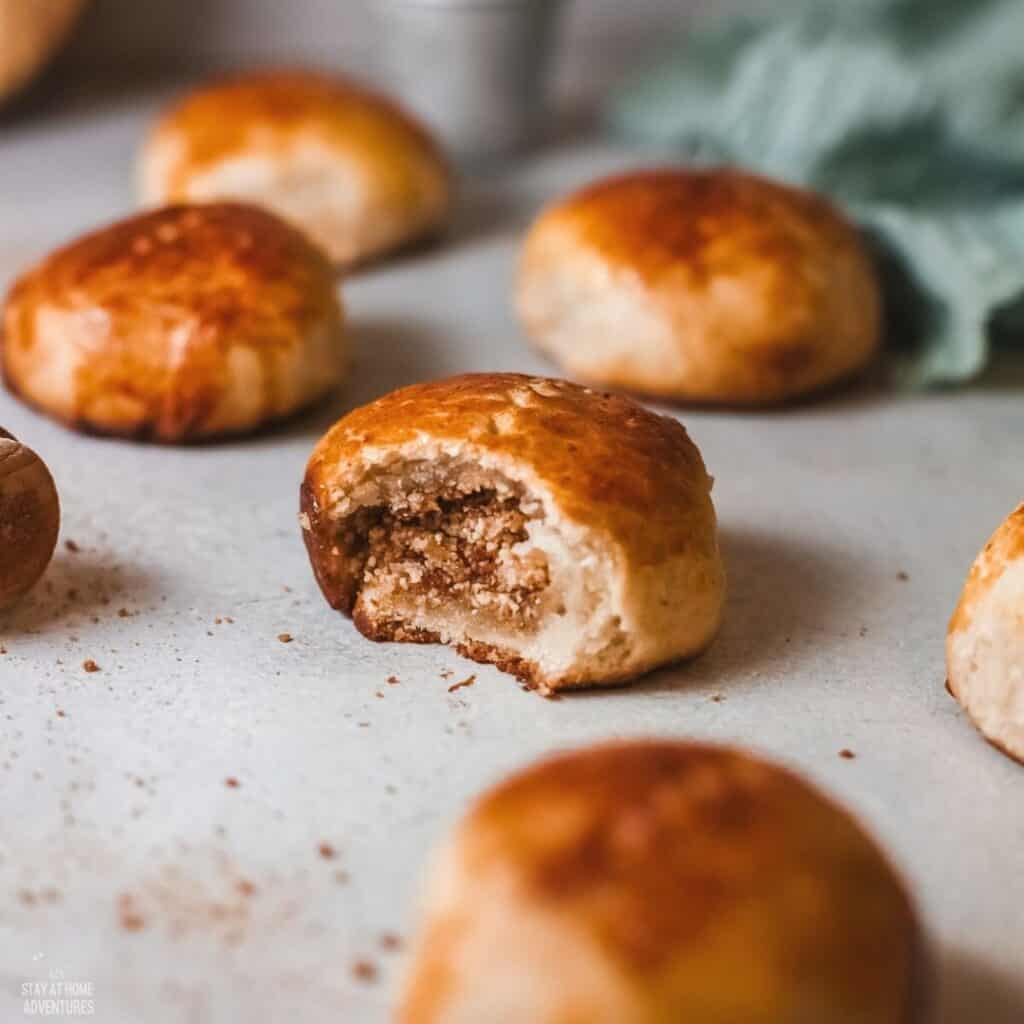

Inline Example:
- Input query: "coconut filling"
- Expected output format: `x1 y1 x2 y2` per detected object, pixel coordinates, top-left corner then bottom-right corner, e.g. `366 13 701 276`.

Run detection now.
328 460 616 678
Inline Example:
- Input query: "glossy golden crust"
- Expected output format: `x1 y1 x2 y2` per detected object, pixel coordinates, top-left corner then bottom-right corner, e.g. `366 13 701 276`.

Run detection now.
517 167 882 405
3 202 346 442
140 70 453 266
302 373 714 590
400 741 923 1023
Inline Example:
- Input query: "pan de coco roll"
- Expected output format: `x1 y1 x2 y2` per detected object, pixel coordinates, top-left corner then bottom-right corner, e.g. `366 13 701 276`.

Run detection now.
0 0 87 105
2 202 346 443
139 70 453 268
399 740 924 1024
947 503 1024 764
301 374 723 692
516 168 882 405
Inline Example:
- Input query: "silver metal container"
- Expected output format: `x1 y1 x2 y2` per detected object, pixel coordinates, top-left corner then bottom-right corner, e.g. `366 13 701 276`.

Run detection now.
371 0 567 164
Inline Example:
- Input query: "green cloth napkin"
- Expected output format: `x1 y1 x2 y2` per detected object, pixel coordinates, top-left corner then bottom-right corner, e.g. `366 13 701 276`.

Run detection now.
607 0 1024 387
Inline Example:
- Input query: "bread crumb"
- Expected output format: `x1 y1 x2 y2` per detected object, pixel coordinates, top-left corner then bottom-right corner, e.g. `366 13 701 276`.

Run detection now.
839 749 856 760
82 659 100 673
447 675 476 693
277 633 293 644
386 675 400 685
352 959 378 983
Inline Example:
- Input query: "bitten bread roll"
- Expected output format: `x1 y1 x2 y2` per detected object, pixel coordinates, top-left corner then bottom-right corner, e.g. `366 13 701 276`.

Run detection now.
301 374 723 692
516 167 882 405
2 203 346 443
0 0 87 105
947 503 1024 764
139 70 453 268
399 741 924 1024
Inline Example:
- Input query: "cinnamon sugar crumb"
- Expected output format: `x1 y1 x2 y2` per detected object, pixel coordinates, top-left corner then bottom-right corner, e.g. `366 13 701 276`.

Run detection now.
318 842 337 860
839 749 856 760
352 959 378 983
277 633 293 644
82 659 100 673
386 675 400 685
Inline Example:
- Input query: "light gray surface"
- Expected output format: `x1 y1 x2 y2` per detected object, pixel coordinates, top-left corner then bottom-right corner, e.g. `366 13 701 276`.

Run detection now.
1 83 1024 1024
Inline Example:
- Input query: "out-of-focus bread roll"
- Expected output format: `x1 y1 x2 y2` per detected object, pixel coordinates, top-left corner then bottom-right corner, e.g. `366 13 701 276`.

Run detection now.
947 503 1024 764
139 69 453 268
399 740 924 1023
0 0 87 105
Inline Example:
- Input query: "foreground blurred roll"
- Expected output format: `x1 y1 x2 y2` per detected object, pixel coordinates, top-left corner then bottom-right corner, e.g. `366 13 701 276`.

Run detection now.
399 740 924 1023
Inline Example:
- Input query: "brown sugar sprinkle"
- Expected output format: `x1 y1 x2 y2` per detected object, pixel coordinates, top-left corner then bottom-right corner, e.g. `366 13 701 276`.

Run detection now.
379 932 403 952
82 659 100 673
277 633 293 644
352 959 378 983
447 675 476 693
318 842 337 860
386 675 400 685
64 539 81 553
839 749 856 760
224 777 240 789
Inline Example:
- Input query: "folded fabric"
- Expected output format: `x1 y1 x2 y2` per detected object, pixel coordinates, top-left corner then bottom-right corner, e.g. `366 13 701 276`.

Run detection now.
607 0 1024 388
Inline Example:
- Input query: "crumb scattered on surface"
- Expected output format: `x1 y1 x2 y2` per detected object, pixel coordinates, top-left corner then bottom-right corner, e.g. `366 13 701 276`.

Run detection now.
277 633 293 644
224 777 240 789
897 571 909 581
447 675 476 693
118 894 145 932
334 870 350 885
318 842 337 860
55 710 66 718
117 608 132 617
839 749 856 760
379 932 403 952
859 626 868 638
352 959 378 983
710 693 724 703
64 539 80 553
236 880 256 897
386 675 400 685
82 659 100 673
439 669 453 680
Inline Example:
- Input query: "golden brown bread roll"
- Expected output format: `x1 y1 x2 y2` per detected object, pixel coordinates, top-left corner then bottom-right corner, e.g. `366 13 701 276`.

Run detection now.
139 69 454 268
0 428 60 609
399 740 924 1024
2 202 346 443
516 167 882 405
947 503 1024 764
300 374 723 692
0 0 86 105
